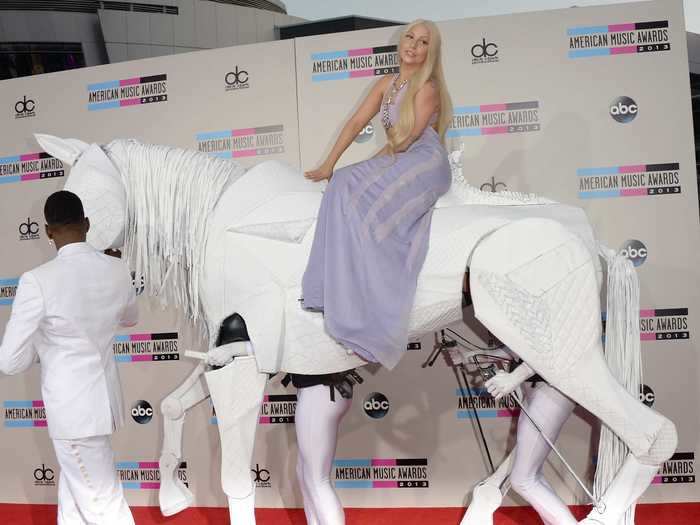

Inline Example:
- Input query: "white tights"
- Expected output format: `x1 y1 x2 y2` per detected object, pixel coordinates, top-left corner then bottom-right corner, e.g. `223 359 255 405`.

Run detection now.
510 383 577 525
295 384 352 525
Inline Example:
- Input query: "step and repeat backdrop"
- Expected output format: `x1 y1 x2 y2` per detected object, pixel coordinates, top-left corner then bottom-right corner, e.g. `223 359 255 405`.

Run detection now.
0 0 698 511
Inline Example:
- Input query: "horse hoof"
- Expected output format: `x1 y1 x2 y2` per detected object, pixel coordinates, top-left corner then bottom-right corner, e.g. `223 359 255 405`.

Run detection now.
159 480 194 516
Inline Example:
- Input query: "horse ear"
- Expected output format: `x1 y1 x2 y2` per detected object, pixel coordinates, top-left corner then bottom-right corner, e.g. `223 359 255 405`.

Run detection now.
34 134 90 166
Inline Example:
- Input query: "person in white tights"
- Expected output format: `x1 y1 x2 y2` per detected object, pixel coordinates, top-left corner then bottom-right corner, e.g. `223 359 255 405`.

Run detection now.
510 382 577 525
295 383 352 525
462 364 577 525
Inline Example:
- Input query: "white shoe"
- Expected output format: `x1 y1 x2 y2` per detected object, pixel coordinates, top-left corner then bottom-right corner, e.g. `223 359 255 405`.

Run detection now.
460 482 503 525
580 453 659 525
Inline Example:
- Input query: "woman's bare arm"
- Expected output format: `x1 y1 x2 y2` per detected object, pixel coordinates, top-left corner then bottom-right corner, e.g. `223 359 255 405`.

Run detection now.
305 75 391 181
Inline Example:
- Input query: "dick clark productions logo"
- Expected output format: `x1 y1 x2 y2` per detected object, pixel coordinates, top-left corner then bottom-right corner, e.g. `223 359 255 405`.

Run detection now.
18 218 40 241
225 66 249 91
15 96 36 119
33 464 55 486
470 38 499 64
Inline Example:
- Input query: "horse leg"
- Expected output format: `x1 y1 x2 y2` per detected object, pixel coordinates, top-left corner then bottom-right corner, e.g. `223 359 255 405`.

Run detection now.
159 361 209 516
206 355 267 525
469 219 677 525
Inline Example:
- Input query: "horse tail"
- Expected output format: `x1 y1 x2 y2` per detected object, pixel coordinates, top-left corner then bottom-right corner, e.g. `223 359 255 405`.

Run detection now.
594 245 642 525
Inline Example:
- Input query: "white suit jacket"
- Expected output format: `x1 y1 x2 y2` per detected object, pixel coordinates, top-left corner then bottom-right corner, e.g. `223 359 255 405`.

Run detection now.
0 242 138 440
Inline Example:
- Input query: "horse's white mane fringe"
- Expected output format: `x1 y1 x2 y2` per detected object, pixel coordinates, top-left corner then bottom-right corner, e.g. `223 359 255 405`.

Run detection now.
106 139 246 324
447 148 555 206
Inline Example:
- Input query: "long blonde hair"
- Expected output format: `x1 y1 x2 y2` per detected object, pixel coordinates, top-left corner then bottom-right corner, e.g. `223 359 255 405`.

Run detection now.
387 20 453 153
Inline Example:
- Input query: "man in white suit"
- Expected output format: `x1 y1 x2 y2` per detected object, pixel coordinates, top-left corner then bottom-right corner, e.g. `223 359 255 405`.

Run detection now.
0 190 137 524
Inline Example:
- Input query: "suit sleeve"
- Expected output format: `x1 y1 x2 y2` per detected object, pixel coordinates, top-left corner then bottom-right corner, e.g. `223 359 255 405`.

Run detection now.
0 272 44 375
119 267 139 328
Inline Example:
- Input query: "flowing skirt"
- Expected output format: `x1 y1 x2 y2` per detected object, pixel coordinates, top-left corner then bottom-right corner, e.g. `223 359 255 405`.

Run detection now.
302 130 451 369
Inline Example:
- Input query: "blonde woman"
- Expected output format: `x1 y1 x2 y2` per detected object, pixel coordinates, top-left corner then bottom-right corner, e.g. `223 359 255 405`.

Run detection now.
294 20 452 525
303 20 453 370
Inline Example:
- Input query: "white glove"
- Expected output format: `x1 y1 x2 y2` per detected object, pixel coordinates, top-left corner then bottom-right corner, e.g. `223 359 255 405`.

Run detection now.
443 346 513 367
485 362 535 401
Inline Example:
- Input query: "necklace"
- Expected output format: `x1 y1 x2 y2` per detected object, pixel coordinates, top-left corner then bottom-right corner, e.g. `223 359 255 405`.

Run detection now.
382 74 409 129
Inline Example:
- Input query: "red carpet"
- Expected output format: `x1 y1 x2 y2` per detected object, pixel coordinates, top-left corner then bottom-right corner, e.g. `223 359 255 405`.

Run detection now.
1 503 699 524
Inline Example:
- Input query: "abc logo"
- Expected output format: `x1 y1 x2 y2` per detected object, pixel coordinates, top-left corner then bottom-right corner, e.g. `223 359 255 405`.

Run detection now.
363 392 390 419
131 400 153 424
619 239 648 267
355 123 375 143
609 96 638 123
639 384 655 407
471 38 498 59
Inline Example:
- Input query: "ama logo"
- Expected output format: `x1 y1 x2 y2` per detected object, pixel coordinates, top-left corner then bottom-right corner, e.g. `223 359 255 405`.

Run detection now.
619 239 648 267
363 392 390 419
334 457 429 488
653 452 695 485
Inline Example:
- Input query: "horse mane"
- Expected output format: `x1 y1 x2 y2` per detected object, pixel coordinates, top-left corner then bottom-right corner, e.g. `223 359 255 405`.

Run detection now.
105 139 246 326
445 147 555 206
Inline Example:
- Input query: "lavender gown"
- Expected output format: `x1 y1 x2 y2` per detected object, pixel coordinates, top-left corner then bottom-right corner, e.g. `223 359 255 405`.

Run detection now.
302 79 451 370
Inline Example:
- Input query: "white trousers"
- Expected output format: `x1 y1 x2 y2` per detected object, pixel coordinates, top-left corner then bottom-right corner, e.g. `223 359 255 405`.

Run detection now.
52 435 134 525
295 384 352 525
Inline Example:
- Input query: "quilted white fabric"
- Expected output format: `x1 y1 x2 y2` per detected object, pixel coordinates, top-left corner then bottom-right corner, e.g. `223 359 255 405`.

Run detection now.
48 137 602 376
468 218 668 461
204 158 600 374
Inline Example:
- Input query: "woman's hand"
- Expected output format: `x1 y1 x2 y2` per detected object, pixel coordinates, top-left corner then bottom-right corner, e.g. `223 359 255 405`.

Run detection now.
304 164 333 182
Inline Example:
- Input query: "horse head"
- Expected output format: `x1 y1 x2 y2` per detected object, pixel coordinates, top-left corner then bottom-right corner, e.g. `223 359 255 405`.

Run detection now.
34 133 127 251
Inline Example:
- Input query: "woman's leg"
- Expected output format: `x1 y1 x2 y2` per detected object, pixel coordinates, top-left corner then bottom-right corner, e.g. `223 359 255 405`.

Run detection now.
296 458 319 525
510 383 577 525
295 384 352 525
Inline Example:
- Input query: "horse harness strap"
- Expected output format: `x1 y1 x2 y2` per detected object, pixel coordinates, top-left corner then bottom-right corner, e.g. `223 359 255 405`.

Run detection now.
282 370 363 401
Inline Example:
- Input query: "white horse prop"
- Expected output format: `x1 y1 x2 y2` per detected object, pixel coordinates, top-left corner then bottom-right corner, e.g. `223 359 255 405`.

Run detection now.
35 134 677 525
